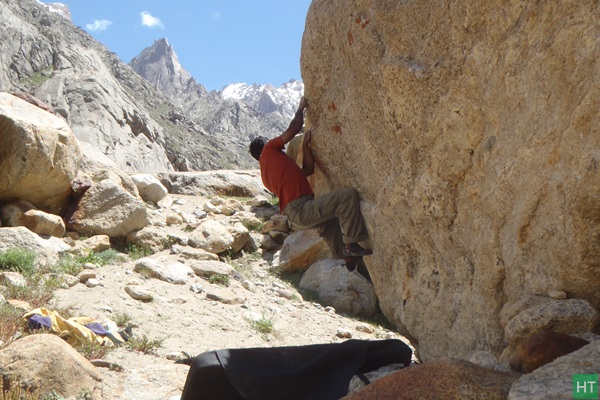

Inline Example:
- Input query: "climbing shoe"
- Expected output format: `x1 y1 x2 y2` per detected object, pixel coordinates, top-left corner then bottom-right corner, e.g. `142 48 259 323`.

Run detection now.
342 243 373 257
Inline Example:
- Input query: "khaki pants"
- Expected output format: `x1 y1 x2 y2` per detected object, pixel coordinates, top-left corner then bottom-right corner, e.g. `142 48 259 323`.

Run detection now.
282 188 369 258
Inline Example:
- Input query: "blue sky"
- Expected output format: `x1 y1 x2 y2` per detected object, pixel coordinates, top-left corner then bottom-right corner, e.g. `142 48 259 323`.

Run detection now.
58 1 312 91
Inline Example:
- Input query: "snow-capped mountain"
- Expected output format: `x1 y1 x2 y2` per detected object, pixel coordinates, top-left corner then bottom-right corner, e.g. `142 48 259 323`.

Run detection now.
128 37 303 169
220 80 304 120
35 1 70 20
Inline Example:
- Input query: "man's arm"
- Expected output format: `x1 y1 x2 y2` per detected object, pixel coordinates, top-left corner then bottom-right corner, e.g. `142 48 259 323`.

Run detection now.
279 96 308 145
302 128 315 177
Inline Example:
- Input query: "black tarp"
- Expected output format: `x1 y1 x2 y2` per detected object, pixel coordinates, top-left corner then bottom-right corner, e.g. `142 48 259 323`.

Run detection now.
180 339 412 400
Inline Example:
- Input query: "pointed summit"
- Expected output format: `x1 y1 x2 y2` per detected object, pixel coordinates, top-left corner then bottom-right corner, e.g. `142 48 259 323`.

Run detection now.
129 38 208 100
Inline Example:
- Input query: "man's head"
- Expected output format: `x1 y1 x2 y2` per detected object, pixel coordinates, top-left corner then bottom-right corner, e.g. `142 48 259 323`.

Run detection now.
249 136 268 161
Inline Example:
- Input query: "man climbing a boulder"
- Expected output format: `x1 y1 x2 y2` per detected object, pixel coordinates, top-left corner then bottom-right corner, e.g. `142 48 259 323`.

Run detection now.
249 96 372 271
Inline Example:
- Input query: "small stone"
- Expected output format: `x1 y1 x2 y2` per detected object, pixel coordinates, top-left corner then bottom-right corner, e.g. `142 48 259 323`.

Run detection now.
125 286 153 302
549 290 567 300
337 328 353 338
272 281 285 289
242 280 255 292
166 352 184 361
206 288 244 305
385 332 397 339
79 271 97 283
356 323 374 334
194 210 207 219
83 263 97 270
277 289 295 300
7 299 31 311
203 202 221 214
175 198 187 205
166 213 184 225
325 306 336 314
190 284 204 294
99 306 113 313
86 278 100 288
0 272 26 287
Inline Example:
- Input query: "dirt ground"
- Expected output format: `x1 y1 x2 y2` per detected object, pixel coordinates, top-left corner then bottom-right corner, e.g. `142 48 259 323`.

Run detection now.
50 192 413 400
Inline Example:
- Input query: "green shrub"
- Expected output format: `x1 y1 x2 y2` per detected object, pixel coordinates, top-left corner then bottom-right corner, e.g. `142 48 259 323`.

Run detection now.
0 248 36 275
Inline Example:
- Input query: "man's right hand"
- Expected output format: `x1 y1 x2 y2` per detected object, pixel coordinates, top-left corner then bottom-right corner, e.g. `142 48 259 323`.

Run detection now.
298 96 308 111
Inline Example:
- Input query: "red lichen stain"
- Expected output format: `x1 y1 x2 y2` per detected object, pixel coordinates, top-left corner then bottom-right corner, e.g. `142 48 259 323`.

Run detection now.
355 17 370 28
328 101 337 111
347 30 354 45
332 124 342 135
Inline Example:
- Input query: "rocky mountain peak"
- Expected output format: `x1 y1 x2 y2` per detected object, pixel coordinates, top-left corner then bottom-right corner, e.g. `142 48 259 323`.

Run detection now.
129 37 208 100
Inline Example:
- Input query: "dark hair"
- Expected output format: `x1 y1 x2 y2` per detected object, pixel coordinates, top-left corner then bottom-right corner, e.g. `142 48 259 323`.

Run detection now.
249 136 268 161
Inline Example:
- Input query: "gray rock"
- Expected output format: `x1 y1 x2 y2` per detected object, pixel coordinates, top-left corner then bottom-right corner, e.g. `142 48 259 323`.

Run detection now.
134 257 194 285
278 230 332 273
206 288 244 305
125 286 153 302
299 258 377 317
189 220 234 254
68 179 148 238
505 299 599 344
189 260 235 279
0 271 26 287
130 174 168 204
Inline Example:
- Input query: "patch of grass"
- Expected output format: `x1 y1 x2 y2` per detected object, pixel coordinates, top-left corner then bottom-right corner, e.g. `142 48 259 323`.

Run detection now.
0 304 24 350
267 197 279 207
72 340 111 360
50 249 121 277
208 274 230 286
19 65 53 88
113 312 133 328
126 244 153 261
0 248 36 275
80 249 120 266
2 274 55 307
126 335 164 355
183 225 196 233
246 312 274 335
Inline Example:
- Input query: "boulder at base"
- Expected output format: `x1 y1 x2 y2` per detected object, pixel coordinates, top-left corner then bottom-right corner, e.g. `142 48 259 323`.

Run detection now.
0 92 82 214
0 334 101 398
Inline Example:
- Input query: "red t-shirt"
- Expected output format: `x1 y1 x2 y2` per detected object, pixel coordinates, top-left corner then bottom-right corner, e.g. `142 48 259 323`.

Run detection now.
260 136 314 211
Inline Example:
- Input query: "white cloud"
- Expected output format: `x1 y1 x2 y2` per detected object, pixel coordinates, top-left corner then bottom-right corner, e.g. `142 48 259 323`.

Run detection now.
86 19 112 32
140 11 164 29
211 11 221 21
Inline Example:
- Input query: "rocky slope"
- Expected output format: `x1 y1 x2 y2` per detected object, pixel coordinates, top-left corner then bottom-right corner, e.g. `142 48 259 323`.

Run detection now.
0 0 295 172
301 0 600 361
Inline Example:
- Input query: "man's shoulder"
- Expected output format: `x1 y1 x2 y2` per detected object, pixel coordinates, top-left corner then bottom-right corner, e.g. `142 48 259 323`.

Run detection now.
265 136 284 149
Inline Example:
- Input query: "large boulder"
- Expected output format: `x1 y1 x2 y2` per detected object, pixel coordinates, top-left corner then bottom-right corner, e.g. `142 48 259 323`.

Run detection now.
0 92 82 214
299 258 377 317
67 179 148 237
278 229 332 273
0 333 101 398
343 359 519 400
302 0 600 360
